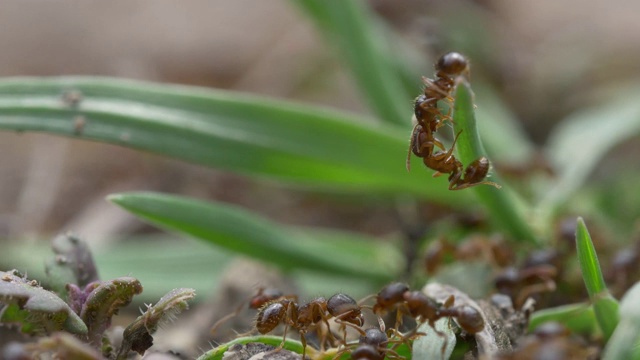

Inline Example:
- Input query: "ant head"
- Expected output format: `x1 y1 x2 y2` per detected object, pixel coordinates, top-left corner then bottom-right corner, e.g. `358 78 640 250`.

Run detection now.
360 327 388 347
327 293 364 326
436 52 469 76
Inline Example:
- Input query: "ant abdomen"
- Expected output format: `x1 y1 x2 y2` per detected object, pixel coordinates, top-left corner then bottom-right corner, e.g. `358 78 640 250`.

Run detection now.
452 305 484 334
255 301 290 334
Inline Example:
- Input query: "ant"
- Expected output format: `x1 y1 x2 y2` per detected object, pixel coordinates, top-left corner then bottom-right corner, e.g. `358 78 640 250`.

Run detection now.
407 52 470 172
494 264 557 309
254 293 366 359
333 326 403 360
365 282 484 355
424 236 515 275
407 52 501 191
210 287 294 335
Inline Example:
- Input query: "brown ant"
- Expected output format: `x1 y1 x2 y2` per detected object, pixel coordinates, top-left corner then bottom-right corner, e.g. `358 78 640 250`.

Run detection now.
494 264 557 309
424 236 515 275
210 287 294 335
254 293 366 359
407 52 500 191
407 52 470 171
333 326 403 360
365 282 485 355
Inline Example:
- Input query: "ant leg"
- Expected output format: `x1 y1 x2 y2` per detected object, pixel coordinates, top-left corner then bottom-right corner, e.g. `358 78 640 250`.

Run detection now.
210 293 254 335
448 170 463 191
450 180 502 191
299 333 308 360
421 77 451 99
388 326 426 352
447 130 463 158
320 315 339 349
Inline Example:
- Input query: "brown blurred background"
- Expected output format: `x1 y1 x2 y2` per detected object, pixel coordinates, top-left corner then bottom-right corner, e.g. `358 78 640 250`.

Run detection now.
1 0 639 246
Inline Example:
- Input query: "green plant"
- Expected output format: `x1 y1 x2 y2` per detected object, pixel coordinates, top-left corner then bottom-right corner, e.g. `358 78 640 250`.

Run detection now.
1 1 640 359
0 234 195 359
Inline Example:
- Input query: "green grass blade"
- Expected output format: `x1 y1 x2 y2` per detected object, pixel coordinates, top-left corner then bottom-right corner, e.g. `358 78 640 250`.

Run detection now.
528 303 596 335
108 192 402 282
540 87 640 213
293 0 412 126
576 217 619 341
603 282 640 360
196 336 305 360
452 81 538 244
0 76 466 205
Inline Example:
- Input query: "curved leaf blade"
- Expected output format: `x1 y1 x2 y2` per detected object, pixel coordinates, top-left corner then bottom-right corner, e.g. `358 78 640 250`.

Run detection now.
108 192 402 282
576 217 619 341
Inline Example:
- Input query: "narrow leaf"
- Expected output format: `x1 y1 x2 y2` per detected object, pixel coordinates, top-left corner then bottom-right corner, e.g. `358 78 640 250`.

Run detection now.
528 303 596 334
0 76 465 205
540 86 640 212
293 0 412 126
108 192 401 282
575 217 619 341
452 80 538 244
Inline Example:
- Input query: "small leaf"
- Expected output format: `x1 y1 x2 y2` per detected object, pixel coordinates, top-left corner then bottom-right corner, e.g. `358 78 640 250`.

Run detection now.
80 277 143 345
0 269 87 335
602 281 640 360
45 233 100 299
116 288 195 359
575 217 619 341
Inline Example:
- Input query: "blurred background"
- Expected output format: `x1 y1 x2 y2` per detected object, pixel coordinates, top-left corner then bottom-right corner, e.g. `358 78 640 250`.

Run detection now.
0 0 639 356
